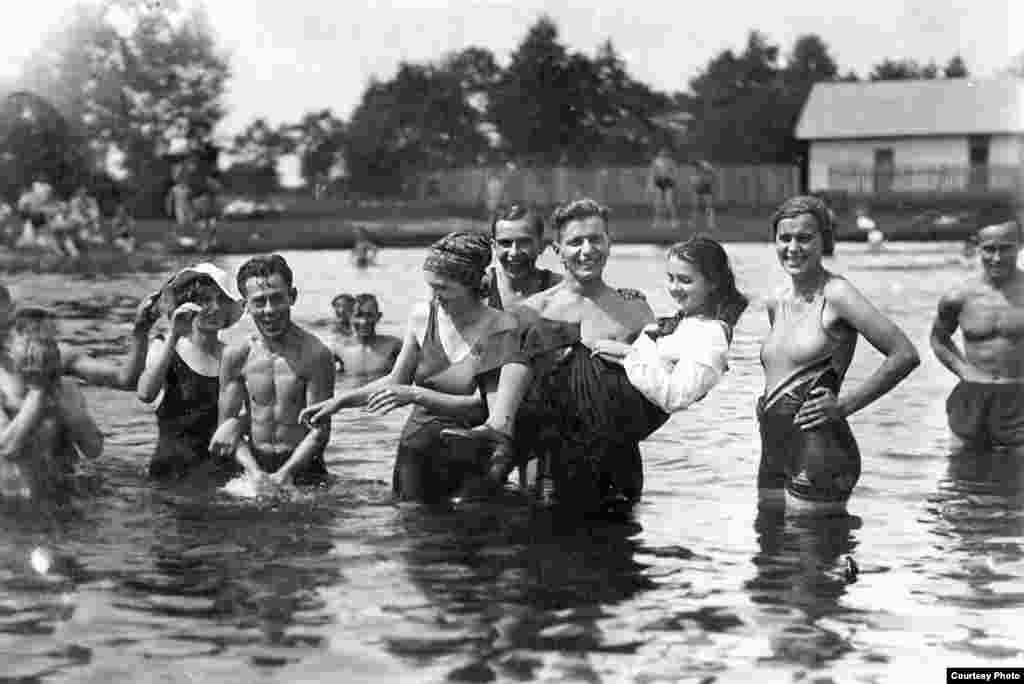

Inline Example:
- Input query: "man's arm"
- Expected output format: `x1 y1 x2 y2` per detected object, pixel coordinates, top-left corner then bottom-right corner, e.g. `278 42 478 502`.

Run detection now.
210 343 260 474
930 291 973 380
273 341 335 481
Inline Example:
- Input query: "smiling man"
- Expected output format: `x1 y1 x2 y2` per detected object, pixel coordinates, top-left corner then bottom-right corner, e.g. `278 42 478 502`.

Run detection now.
210 255 335 486
931 207 1024 451
484 204 561 311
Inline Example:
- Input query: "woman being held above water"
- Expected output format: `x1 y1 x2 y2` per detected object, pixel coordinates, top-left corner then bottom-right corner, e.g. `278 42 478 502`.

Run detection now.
599 236 749 415
299 232 531 503
136 263 243 482
759 196 919 514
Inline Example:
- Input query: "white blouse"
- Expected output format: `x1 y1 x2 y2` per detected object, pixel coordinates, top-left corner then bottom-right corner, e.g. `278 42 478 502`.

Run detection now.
623 316 730 414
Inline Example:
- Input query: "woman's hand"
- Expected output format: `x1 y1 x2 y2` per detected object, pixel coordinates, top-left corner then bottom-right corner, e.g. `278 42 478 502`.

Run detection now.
299 397 342 427
793 386 844 430
133 292 161 335
365 385 419 414
169 302 203 339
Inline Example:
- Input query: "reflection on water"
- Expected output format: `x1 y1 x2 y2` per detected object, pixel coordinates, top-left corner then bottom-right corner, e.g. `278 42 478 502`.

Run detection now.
1 242 1022 680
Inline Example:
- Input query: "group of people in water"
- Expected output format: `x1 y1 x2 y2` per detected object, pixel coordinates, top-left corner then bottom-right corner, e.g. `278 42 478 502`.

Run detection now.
1 194 1022 519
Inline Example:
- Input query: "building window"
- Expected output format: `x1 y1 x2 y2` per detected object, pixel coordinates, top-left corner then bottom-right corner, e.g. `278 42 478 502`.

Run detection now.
968 135 990 191
873 148 894 193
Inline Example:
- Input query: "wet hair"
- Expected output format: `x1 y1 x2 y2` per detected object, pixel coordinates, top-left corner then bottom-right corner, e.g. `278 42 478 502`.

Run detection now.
975 205 1022 239
491 204 545 240
236 254 294 296
353 293 380 314
550 198 611 239
6 307 61 387
666 236 748 335
422 232 492 296
331 293 355 309
770 195 835 254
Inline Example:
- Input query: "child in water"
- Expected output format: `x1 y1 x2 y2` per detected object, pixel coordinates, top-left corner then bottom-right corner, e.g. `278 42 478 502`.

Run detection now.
593 236 748 414
0 308 103 500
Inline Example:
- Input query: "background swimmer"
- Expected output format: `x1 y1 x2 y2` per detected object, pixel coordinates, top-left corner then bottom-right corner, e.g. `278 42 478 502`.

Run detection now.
334 294 401 381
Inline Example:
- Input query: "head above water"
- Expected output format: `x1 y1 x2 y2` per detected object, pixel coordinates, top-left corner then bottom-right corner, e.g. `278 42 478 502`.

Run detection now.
422 231 492 298
236 255 298 339
236 254 294 297
5 306 61 388
351 293 382 339
666 236 748 331
770 195 835 255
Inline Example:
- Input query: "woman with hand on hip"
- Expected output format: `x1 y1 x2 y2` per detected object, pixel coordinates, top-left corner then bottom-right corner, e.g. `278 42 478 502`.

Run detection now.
758 196 919 514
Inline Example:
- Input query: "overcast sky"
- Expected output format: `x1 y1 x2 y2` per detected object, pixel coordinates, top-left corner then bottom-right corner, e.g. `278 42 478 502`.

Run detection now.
0 0 1020 135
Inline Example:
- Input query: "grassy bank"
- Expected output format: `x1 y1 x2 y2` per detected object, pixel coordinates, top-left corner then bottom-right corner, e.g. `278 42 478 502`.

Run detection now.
127 203 979 254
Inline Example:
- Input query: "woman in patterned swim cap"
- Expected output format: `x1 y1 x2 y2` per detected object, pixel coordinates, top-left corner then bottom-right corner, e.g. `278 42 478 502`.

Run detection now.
301 231 533 503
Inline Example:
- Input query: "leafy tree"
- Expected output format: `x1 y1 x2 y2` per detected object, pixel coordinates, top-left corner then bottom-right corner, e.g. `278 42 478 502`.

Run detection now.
488 16 580 166
345 61 491 194
15 0 229 213
869 58 933 80
686 31 793 163
280 109 347 189
944 55 969 78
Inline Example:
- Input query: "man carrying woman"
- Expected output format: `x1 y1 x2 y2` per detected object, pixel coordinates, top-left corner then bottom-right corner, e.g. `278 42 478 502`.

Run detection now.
447 200 744 515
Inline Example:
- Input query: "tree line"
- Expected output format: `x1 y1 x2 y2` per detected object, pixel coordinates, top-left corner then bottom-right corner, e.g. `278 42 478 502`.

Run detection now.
1 2 1008 210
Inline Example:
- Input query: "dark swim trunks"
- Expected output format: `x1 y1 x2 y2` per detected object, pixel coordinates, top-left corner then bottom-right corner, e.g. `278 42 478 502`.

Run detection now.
757 366 861 505
946 381 1024 447
654 177 675 191
249 442 328 485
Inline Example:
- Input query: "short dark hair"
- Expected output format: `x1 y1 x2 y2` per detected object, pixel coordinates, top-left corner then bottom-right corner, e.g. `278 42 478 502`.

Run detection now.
550 198 610 239
975 205 1022 238
491 204 545 239
236 254 294 296
353 293 380 313
770 195 835 254
331 293 355 308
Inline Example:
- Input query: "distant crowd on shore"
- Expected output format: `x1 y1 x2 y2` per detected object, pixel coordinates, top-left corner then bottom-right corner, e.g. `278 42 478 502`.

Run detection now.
0 175 136 256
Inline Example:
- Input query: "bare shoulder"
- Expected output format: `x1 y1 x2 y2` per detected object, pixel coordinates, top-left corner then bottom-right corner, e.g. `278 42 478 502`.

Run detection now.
296 325 333 363
518 286 558 316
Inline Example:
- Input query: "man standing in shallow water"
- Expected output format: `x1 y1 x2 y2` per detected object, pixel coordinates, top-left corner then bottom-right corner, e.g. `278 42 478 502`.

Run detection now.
931 208 1024 451
210 255 335 487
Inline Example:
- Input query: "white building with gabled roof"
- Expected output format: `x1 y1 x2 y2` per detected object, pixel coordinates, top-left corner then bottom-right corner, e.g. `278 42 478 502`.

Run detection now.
795 77 1024 194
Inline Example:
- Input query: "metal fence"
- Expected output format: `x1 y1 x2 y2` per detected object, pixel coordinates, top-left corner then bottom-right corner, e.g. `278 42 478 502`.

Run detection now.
827 165 1023 195
416 164 801 209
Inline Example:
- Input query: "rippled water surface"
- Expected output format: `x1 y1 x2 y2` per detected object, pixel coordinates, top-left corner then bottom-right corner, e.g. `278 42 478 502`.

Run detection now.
2 241 1022 682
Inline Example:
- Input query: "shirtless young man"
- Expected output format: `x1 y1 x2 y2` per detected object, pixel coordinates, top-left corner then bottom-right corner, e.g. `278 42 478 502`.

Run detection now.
931 209 1024 451
0 308 103 500
209 255 335 486
334 294 401 382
